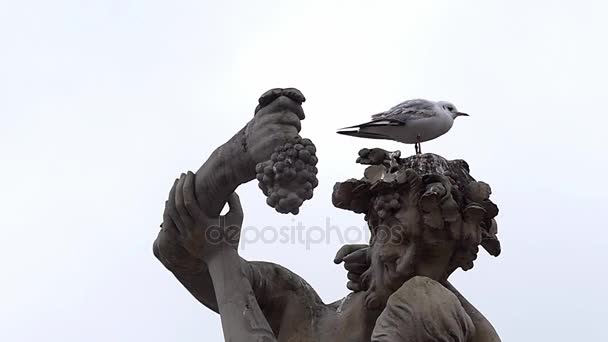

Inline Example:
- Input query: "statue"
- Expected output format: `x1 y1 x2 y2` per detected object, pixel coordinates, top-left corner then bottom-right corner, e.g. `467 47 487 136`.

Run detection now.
153 88 502 342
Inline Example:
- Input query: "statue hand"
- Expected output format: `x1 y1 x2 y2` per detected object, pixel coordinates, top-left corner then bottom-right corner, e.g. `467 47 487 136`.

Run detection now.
245 88 305 166
334 244 370 292
154 222 204 274
165 171 243 263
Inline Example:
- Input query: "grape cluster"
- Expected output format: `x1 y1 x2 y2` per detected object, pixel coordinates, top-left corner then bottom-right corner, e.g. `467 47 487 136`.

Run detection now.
256 136 319 214
372 192 401 219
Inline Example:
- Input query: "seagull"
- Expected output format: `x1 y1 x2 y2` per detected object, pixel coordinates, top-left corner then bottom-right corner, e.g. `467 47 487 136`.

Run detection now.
336 99 469 154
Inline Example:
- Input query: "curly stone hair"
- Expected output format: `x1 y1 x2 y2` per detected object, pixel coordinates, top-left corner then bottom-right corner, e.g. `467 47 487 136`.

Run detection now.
333 152 500 282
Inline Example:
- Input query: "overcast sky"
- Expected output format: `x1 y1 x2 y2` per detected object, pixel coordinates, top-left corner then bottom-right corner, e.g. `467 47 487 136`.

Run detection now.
1 1 607 341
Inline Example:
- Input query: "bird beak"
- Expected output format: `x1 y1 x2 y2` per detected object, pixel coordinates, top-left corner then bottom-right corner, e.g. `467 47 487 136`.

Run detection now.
456 112 469 117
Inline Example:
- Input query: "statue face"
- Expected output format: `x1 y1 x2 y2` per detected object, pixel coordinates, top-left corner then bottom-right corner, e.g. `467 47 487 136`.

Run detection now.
363 190 457 309
365 237 415 309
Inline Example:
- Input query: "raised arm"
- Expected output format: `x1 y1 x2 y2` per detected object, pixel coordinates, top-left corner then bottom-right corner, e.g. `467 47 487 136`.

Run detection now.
153 87 305 300
153 89 314 339
192 88 306 216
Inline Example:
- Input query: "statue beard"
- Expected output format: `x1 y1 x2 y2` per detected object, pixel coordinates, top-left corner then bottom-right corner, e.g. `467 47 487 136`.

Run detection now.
361 249 417 311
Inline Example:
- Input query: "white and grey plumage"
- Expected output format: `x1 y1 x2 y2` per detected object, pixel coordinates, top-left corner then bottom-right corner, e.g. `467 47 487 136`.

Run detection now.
337 99 469 154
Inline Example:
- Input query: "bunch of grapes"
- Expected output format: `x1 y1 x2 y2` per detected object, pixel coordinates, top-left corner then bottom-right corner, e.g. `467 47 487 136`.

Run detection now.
372 192 401 219
256 136 319 214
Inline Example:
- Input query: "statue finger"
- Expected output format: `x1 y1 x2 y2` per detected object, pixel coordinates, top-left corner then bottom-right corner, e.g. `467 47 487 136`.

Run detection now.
347 281 363 292
256 91 305 121
334 244 369 264
347 272 361 282
275 113 302 132
256 88 284 111
167 178 185 234
183 171 204 218
166 179 182 221
282 88 306 107
225 192 243 225
344 262 369 274
175 173 193 226
161 205 179 238
167 203 186 235
342 247 369 265
167 177 179 210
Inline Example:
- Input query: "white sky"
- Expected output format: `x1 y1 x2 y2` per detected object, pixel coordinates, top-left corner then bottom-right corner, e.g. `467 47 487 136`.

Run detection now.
1 1 607 341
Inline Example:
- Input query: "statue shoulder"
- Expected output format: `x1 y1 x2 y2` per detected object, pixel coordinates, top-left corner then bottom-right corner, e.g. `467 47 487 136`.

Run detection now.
372 276 476 342
246 260 325 308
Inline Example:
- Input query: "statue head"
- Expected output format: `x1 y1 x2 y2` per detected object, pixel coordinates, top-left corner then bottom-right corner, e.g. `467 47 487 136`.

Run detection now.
332 151 500 309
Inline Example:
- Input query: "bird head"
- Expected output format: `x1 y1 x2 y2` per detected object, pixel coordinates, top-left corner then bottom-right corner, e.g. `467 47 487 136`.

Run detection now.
438 101 469 119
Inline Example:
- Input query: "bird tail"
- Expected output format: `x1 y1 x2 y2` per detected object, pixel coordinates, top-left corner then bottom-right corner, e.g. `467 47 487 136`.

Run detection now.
338 119 402 131
336 129 389 140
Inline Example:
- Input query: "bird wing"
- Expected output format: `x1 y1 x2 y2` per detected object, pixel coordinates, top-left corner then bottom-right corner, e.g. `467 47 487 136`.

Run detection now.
371 99 436 122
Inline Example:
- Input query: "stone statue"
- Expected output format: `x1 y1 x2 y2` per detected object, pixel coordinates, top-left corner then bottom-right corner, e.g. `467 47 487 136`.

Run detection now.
153 88 502 342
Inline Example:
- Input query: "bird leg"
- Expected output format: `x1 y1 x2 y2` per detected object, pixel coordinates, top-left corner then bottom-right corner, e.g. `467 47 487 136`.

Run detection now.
415 134 422 155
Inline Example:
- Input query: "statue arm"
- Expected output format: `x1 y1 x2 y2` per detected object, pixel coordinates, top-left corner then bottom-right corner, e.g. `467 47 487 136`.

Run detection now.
152 135 250 314
203 250 323 341
157 171 280 342
154 90 316 339
153 240 307 318
152 140 240 313
154 233 321 340
206 248 277 341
